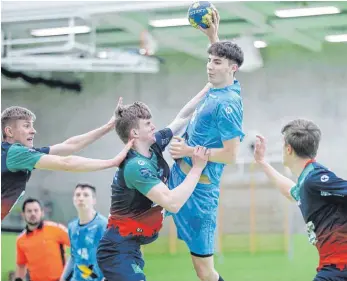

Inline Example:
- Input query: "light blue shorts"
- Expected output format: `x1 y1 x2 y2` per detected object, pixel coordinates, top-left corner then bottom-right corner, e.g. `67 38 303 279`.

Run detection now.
168 163 220 256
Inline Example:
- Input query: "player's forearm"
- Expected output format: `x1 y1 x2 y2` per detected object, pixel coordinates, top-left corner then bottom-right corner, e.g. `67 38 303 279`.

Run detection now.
169 88 207 135
176 89 207 119
36 155 119 172
15 264 27 279
59 123 113 155
208 147 237 164
62 156 120 172
181 145 236 165
208 35 219 44
258 161 295 201
167 167 203 213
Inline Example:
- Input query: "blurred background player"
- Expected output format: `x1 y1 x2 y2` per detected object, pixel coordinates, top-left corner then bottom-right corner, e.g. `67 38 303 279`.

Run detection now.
97 83 211 281
1 102 134 220
15 198 70 281
168 9 244 281
60 183 107 281
254 119 347 281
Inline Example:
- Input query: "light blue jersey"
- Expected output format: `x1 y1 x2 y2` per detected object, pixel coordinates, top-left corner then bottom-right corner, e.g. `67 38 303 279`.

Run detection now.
67 213 107 281
168 80 245 255
179 80 244 185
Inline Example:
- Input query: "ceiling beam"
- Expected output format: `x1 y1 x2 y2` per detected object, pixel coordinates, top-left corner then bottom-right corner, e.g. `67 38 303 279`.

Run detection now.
102 14 207 60
1 1 193 23
225 3 322 52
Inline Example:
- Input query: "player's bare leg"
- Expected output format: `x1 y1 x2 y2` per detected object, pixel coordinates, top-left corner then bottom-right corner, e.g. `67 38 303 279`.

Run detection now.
191 255 222 281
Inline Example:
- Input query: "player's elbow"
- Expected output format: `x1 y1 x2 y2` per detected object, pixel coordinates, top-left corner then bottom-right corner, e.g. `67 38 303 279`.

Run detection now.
162 196 182 214
165 203 181 214
60 157 78 171
165 205 180 214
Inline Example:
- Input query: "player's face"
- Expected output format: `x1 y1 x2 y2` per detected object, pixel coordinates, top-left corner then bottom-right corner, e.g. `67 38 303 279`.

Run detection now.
23 202 43 226
73 187 96 211
207 55 237 87
135 118 156 145
6 119 36 148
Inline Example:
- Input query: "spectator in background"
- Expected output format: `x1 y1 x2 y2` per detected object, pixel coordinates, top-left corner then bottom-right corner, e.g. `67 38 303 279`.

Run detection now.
60 183 107 281
15 198 70 281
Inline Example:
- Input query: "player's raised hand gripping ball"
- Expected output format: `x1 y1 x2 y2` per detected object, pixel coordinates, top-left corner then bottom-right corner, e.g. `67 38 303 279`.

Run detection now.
188 1 216 29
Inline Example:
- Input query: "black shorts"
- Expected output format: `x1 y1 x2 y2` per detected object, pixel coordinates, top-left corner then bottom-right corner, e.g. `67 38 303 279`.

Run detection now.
313 265 347 281
97 226 157 281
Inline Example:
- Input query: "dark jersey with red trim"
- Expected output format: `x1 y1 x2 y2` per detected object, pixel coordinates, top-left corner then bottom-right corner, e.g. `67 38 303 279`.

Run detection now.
290 161 347 270
108 128 173 242
1 142 49 220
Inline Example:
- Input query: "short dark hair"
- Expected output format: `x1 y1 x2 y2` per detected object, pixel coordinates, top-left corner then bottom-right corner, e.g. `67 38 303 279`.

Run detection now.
22 198 42 212
281 119 321 159
75 183 96 194
207 40 244 67
115 101 152 143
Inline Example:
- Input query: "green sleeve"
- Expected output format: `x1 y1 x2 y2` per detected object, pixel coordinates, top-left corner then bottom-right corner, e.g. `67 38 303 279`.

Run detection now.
124 159 161 196
289 184 300 201
7 144 45 172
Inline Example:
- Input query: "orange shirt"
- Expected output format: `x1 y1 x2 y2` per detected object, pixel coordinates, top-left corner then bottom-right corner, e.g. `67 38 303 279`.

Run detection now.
16 220 70 281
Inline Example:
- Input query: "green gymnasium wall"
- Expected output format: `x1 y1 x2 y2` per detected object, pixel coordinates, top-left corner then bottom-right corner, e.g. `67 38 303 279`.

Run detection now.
1 231 18 281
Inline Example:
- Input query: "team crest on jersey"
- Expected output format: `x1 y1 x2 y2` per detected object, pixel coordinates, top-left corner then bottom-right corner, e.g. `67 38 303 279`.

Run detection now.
138 160 146 166
225 106 233 114
320 175 329 182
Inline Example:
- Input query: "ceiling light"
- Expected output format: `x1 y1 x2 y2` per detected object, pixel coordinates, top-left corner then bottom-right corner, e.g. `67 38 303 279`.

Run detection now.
325 34 347 43
275 6 340 18
31 26 91 37
97 51 108 59
149 18 189 28
254 40 267 48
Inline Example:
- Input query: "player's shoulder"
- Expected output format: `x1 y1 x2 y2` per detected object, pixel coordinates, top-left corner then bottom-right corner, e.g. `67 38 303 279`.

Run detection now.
7 143 27 153
7 143 45 155
95 213 108 226
125 156 151 171
305 162 335 185
45 220 68 232
17 229 27 242
68 217 79 229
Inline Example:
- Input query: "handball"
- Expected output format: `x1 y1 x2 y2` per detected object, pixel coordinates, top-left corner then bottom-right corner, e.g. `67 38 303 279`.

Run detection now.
188 1 215 29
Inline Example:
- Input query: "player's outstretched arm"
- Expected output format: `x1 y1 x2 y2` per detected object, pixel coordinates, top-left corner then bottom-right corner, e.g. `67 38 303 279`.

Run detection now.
167 83 211 135
35 139 134 172
170 136 239 165
198 9 220 44
49 97 123 156
147 146 208 213
254 135 295 201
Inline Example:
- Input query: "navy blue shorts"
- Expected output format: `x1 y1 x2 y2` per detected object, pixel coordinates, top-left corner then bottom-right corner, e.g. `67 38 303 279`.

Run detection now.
313 266 347 281
97 226 156 281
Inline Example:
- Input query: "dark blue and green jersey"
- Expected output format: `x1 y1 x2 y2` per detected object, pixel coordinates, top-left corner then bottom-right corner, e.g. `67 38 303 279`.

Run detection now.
1 142 49 220
290 160 347 270
108 128 172 241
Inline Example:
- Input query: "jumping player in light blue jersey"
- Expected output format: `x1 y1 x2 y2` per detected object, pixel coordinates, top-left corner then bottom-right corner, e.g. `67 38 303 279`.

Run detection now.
61 183 107 281
168 10 245 281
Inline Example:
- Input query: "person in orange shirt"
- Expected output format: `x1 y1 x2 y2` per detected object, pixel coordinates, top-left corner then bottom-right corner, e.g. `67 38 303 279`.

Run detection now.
15 198 71 281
